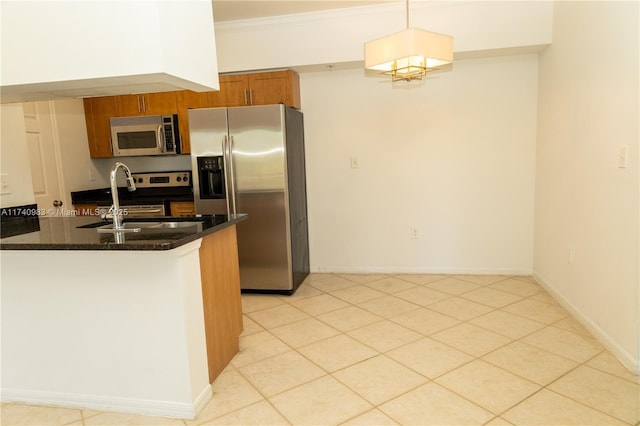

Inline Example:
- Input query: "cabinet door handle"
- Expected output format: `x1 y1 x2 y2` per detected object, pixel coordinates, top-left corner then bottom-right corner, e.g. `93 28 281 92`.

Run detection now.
244 89 248 105
137 96 142 112
249 88 253 105
142 96 147 112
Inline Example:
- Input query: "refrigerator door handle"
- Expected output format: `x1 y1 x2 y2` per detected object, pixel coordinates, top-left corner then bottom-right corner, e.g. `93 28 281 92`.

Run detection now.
221 135 232 216
228 135 238 215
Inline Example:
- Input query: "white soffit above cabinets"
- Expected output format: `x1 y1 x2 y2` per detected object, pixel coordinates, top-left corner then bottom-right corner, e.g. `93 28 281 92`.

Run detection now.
0 1 219 103
213 1 553 73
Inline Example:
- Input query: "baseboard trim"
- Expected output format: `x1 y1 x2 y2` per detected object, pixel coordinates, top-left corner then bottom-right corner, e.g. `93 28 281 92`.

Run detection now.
312 266 533 275
533 272 640 375
0 384 213 419
192 384 213 418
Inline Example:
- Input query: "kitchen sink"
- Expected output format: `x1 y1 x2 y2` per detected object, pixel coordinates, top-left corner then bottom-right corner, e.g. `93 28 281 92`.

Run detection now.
98 221 202 230
97 221 203 233
76 220 203 232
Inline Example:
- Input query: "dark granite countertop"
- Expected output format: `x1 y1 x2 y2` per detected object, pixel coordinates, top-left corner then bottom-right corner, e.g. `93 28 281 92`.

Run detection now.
71 187 194 206
0 214 247 251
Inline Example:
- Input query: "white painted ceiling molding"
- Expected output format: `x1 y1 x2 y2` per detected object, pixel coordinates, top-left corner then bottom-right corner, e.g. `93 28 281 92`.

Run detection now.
211 1 396 23
214 0 553 73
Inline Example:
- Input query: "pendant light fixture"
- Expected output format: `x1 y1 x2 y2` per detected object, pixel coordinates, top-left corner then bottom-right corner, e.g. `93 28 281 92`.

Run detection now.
364 0 453 82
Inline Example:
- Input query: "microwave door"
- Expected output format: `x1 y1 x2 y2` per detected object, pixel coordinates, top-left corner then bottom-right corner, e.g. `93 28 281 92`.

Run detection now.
110 116 163 156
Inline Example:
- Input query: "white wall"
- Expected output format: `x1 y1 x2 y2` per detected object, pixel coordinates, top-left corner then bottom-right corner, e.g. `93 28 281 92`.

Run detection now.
214 1 553 72
0 104 35 208
1 241 211 418
301 54 538 274
534 1 639 372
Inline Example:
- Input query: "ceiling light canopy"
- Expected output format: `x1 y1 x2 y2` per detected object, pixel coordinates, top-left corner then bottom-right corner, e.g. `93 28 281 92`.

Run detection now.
364 1 453 82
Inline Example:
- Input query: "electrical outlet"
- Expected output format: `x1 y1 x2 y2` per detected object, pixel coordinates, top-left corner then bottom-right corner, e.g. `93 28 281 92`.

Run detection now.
568 245 574 264
350 156 360 169
88 167 96 181
410 227 419 239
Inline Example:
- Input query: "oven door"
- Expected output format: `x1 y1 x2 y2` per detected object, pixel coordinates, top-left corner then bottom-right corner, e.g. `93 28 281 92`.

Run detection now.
121 204 166 218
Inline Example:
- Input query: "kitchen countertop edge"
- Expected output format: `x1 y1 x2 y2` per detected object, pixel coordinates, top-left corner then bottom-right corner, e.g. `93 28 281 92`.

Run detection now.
0 214 247 251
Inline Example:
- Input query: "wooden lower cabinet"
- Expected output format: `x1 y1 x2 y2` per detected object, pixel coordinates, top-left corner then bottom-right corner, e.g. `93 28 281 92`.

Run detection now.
73 204 99 216
170 201 196 216
198 225 243 383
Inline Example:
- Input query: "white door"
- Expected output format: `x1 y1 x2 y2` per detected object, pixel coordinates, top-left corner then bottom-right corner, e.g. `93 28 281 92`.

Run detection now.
23 101 66 216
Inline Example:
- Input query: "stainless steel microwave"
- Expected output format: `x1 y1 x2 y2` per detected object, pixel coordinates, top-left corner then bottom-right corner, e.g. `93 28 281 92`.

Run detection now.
110 114 180 156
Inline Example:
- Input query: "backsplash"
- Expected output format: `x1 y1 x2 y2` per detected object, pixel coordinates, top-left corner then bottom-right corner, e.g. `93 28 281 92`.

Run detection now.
89 156 192 188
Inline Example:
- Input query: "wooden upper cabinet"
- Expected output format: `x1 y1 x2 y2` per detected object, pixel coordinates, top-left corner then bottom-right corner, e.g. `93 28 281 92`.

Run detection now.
116 92 177 116
176 70 300 152
83 96 117 158
249 71 300 108
84 70 300 158
210 70 301 109
175 90 211 154
209 75 250 107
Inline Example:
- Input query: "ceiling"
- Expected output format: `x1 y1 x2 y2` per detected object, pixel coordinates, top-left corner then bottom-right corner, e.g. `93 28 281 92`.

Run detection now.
212 0 396 22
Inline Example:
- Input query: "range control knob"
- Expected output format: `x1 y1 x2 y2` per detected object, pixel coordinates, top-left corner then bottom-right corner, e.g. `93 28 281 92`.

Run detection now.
183 175 189 183
137 178 144 184
177 176 182 182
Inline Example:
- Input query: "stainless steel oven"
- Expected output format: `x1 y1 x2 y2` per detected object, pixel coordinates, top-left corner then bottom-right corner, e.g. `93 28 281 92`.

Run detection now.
97 171 192 217
121 204 166 217
96 204 166 218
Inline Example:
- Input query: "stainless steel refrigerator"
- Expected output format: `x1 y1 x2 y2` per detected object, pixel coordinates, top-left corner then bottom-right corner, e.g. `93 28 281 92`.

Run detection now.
189 104 309 294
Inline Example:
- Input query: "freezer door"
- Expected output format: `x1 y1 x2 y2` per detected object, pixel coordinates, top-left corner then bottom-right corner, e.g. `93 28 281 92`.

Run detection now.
189 108 230 215
228 105 292 291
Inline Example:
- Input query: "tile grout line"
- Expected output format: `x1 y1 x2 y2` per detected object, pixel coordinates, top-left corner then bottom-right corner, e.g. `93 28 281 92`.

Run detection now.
9 274 637 426
243 277 530 424
305 275 634 424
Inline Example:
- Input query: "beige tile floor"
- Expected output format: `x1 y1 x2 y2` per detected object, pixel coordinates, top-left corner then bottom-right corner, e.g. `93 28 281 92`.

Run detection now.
2 274 639 426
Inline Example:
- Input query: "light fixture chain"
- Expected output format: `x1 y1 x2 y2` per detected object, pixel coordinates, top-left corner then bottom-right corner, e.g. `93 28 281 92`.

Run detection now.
406 0 410 29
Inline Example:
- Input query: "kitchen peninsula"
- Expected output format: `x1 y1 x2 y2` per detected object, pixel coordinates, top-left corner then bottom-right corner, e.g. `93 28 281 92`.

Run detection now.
0 214 246 419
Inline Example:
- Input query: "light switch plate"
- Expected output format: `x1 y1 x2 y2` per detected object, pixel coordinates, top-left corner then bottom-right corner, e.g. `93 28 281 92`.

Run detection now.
0 173 10 195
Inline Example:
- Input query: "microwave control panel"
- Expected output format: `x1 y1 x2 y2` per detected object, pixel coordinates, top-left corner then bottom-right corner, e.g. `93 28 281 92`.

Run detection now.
163 116 175 151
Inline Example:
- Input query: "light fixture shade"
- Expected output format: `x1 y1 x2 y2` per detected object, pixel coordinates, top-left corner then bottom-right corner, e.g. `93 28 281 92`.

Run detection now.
364 28 453 81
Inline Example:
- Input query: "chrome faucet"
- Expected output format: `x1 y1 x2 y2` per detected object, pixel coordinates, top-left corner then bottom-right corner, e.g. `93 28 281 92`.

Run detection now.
109 162 136 230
